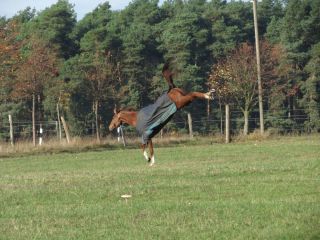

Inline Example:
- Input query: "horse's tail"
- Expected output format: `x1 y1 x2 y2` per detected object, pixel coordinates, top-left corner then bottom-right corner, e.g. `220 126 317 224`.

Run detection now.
162 62 176 89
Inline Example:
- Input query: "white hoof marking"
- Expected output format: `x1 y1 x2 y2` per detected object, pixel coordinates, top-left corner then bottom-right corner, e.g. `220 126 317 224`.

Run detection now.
150 155 155 166
143 151 149 161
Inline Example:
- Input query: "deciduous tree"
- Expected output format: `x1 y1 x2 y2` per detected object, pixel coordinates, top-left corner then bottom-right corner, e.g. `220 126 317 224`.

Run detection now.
209 43 258 135
13 38 59 146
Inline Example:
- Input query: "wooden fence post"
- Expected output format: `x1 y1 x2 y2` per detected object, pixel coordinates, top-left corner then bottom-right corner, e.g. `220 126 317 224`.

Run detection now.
8 114 14 146
225 104 230 143
55 121 59 139
60 116 71 143
120 125 126 147
187 113 193 139
56 103 62 141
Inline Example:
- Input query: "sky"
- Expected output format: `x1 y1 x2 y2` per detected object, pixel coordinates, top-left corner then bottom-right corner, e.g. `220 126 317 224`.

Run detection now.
0 0 158 21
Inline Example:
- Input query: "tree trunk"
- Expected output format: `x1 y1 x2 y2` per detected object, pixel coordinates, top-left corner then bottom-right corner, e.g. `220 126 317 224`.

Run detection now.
32 93 36 146
225 104 230 143
94 100 100 143
243 109 249 135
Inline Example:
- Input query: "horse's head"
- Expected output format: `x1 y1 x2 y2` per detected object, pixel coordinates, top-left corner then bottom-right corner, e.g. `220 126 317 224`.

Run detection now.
109 107 122 131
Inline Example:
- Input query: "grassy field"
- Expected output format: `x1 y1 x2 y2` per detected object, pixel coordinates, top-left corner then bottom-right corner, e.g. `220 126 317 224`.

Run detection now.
0 135 319 239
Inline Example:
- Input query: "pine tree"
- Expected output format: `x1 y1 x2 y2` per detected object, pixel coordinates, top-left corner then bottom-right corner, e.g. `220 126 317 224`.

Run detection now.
158 0 210 91
27 0 77 58
279 0 320 130
119 0 162 108
301 43 320 132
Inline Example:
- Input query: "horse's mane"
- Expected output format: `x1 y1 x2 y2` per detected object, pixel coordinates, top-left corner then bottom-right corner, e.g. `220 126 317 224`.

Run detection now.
120 107 137 112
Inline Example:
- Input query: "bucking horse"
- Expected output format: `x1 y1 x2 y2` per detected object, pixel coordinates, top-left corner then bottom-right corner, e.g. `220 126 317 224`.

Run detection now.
109 63 214 166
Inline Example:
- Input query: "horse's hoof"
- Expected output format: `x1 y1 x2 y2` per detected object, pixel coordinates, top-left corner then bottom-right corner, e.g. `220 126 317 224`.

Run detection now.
205 92 214 100
207 89 215 100
149 163 155 167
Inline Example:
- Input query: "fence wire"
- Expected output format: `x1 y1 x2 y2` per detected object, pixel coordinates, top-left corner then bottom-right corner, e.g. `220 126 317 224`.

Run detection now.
0 108 317 144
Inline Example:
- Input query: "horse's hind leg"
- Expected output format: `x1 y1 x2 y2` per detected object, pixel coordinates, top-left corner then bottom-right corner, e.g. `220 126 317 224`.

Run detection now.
173 90 215 109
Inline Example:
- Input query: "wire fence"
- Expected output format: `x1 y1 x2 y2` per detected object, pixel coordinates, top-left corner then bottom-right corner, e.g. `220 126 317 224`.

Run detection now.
0 108 317 145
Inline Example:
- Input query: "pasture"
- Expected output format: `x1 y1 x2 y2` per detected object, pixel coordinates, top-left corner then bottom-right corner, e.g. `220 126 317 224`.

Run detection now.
0 136 319 239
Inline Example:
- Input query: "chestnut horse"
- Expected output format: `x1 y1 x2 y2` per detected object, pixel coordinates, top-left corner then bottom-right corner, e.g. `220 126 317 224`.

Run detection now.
109 64 214 166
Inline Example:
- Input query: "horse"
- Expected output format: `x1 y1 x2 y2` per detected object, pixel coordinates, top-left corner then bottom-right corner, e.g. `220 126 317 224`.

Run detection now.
109 63 214 166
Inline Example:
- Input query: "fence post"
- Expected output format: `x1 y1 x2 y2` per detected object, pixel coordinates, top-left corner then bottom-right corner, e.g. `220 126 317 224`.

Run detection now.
39 124 43 145
8 114 14 146
60 116 71 143
117 126 121 142
56 103 62 141
225 104 230 143
120 125 126 147
55 121 59 139
187 113 193 139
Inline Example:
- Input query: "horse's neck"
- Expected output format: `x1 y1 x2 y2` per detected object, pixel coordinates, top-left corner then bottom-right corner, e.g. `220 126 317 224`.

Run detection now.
120 111 137 127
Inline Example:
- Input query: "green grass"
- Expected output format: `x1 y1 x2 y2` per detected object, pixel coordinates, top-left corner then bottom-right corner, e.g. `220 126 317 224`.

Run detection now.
0 136 319 239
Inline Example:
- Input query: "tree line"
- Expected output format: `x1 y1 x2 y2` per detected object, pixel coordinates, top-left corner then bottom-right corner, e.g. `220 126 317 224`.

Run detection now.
0 0 319 143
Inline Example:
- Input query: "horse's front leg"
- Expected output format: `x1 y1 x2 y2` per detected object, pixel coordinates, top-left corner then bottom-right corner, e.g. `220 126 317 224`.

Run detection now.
148 139 155 166
141 140 155 166
141 143 150 162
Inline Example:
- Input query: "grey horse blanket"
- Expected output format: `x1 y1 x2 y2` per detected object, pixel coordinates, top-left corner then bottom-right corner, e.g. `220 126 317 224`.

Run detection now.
136 93 177 144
